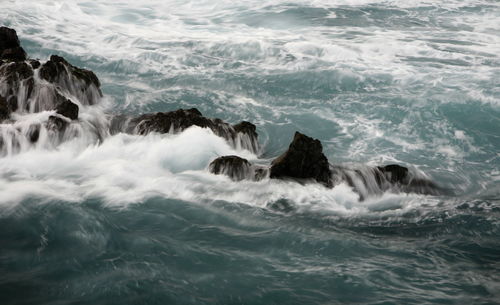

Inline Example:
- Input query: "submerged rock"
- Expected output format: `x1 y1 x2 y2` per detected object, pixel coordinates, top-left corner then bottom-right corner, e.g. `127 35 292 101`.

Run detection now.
209 155 268 181
270 132 332 187
334 163 443 200
376 164 441 195
46 115 69 133
209 156 253 181
131 108 260 153
0 27 26 61
377 164 409 184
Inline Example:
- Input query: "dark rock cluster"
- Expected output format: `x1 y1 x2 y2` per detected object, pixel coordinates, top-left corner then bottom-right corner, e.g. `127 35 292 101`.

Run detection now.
1 26 443 199
209 131 443 198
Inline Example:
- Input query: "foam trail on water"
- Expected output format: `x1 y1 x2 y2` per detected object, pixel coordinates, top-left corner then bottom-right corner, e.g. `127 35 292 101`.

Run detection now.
0 125 442 218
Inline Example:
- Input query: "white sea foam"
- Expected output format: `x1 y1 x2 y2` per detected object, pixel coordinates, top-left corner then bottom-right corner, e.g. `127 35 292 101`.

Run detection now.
0 0 497 214
0 125 441 215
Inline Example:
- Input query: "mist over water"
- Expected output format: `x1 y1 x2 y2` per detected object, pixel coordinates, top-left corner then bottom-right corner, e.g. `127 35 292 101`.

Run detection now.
1 0 499 304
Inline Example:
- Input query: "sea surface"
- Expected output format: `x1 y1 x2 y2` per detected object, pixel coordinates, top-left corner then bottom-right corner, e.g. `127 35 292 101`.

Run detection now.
1 0 499 304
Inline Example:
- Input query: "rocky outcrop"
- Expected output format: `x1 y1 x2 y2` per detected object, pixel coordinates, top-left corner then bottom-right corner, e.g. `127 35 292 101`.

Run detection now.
209 155 268 181
39 55 102 105
0 27 97 156
0 26 446 200
0 27 26 61
270 132 332 187
130 108 260 153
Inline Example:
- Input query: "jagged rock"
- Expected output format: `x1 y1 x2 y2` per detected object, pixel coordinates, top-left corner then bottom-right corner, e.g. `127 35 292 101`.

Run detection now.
39 55 102 105
40 55 100 87
55 98 79 120
131 108 259 153
133 108 213 134
270 132 332 187
0 27 26 61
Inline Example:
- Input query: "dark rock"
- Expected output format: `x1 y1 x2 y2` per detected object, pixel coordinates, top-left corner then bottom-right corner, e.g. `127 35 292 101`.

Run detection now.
1 46 27 62
270 132 332 187
376 164 442 195
29 59 40 69
0 95 10 121
131 108 259 152
0 27 26 61
233 121 257 139
0 27 22 50
0 62 35 102
209 155 268 181
46 116 68 132
133 108 214 134
39 55 101 88
209 155 253 181
27 124 41 143
39 55 102 106
7 96 18 112
377 164 409 184
0 61 33 81
55 99 79 120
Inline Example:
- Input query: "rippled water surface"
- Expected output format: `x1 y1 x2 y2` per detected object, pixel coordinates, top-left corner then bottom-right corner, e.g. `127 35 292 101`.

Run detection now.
1 0 499 304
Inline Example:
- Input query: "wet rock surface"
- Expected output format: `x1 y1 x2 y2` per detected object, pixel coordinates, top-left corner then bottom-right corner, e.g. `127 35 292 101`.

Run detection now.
0 26 26 61
0 61 35 107
40 55 100 88
209 156 253 181
55 98 79 120
130 108 260 153
0 26 444 200
0 95 10 121
209 155 268 181
270 132 332 187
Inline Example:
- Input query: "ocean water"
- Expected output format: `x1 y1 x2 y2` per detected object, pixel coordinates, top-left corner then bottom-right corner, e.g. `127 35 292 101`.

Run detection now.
1 0 499 304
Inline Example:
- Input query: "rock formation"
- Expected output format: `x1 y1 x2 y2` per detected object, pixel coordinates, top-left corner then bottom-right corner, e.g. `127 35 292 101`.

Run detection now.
270 132 332 187
0 26 27 61
0 26 445 200
129 108 260 153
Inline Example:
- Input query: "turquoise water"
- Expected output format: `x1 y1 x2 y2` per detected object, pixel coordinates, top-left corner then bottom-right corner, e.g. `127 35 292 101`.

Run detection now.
1 0 499 304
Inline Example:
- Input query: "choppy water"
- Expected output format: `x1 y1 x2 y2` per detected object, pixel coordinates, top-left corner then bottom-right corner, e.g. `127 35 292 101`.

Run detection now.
1 0 499 304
